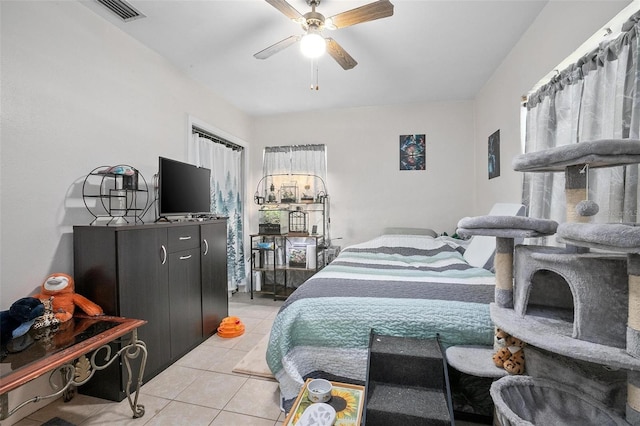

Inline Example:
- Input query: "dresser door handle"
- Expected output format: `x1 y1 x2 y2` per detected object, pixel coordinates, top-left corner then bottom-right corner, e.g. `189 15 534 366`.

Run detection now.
180 254 192 260
161 245 167 265
203 239 209 256
179 236 192 240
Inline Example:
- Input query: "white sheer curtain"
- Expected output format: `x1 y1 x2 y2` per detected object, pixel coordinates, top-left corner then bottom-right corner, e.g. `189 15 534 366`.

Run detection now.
262 146 292 176
189 133 246 292
290 145 328 178
261 144 328 196
523 13 640 232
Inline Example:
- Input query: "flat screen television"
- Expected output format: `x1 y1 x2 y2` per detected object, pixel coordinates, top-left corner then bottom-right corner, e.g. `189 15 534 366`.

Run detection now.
158 157 211 216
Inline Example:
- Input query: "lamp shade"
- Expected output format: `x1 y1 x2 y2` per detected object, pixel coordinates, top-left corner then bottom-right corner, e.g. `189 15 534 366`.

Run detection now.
300 32 326 58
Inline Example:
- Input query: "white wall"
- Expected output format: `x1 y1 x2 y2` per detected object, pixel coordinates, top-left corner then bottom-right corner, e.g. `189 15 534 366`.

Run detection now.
472 0 631 216
251 101 476 248
1 3 251 421
1 1 251 309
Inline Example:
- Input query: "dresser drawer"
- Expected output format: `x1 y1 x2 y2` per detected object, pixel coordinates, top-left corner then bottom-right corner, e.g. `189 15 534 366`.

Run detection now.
167 226 199 252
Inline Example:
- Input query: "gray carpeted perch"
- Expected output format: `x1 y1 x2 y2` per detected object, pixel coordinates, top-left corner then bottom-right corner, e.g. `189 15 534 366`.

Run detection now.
557 222 640 253
512 139 640 172
457 216 558 238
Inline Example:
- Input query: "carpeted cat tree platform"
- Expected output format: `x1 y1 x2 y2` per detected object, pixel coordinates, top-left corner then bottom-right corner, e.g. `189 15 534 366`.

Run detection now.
456 139 640 425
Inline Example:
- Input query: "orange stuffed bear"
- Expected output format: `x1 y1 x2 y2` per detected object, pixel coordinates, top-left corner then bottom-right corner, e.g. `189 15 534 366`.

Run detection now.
32 273 103 322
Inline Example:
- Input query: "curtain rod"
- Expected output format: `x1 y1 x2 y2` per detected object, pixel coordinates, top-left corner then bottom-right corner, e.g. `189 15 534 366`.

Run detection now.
264 144 326 151
192 126 244 151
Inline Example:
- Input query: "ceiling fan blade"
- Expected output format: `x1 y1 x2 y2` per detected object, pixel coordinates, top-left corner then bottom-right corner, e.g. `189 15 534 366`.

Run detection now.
327 0 394 29
326 38 357 70
254 35 301 59
265 0 303 22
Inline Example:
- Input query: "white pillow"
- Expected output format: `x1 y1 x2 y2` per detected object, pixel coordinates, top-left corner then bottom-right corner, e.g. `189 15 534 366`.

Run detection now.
463 203 526 270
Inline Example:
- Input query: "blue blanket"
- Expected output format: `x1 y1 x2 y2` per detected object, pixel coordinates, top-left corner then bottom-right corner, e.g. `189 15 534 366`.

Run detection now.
266 235 496 405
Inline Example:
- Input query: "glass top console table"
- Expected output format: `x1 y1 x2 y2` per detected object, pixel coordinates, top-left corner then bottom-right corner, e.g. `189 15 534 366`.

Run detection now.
0 315 147 420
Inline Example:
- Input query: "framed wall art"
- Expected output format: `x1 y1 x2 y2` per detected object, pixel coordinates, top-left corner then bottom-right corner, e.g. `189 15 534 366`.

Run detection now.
399 134 426 170
488 129 500 179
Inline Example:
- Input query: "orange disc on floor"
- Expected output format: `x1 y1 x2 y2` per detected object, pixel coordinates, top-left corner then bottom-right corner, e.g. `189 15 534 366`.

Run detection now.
217 316 245 338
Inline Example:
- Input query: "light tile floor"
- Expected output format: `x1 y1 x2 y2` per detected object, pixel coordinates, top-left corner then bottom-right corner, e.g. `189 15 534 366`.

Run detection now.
11 292 484 426
12 292 287 426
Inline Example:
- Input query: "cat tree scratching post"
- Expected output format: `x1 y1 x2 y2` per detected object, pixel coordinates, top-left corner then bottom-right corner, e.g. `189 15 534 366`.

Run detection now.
488 139 640 425
557 221 640 423
457 216 558 308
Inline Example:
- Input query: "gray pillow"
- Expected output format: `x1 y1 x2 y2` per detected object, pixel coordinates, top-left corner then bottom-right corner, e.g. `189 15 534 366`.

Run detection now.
383 227 438 238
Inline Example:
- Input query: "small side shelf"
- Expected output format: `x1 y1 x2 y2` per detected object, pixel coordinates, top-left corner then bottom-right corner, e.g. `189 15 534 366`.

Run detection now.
250 234 325 300
82 165 149 225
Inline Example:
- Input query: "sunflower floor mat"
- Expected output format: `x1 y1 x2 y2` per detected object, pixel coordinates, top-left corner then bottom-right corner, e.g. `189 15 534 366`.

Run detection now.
284 379 365 425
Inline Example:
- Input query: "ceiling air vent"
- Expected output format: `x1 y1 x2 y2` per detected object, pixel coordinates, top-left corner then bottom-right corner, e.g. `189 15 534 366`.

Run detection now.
95 0 145 22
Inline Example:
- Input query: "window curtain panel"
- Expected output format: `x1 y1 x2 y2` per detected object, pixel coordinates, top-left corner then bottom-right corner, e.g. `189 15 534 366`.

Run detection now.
189 134 246 292
262 145 292 176
523 12 640 239
262 144 328 195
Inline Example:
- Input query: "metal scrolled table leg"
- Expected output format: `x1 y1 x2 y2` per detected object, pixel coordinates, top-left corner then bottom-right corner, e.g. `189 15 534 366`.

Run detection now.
0 364 76 420
80 329 147 419
122 329 147 418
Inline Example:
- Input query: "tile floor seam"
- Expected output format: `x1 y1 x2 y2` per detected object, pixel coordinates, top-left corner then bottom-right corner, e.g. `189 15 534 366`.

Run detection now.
218 380 270 420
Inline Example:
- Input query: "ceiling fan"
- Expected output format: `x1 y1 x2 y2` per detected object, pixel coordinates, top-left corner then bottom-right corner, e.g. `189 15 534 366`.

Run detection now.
254 0 394 70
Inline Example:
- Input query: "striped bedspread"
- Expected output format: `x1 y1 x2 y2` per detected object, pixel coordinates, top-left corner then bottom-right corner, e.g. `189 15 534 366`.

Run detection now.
265 234 496 406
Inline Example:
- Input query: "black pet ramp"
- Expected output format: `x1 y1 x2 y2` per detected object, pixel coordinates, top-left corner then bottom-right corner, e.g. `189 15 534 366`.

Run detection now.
363 332 454 425
40 417 76 426
367 334 446 389
366 382 451 426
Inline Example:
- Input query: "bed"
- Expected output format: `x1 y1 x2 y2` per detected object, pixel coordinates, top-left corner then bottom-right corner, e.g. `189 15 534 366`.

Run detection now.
266 231 504 415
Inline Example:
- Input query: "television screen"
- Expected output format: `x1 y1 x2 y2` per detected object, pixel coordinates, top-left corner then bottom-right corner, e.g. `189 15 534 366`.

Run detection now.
159 157 211 216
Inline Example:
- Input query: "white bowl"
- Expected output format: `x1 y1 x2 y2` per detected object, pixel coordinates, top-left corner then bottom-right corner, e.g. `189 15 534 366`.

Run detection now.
307 379 332 403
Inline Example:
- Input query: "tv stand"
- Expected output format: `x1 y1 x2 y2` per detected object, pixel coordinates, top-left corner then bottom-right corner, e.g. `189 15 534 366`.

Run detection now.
73 219 229 401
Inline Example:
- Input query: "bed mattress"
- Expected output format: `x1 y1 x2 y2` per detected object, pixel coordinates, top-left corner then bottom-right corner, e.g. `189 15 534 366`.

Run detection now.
265 234 496 409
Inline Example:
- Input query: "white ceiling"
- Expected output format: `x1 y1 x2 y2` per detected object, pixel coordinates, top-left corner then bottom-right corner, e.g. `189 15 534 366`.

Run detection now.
82 0 550 116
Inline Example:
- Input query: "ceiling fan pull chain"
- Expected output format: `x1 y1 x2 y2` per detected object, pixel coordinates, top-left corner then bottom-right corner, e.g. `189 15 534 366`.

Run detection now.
310 58 319 90
310 59 314 90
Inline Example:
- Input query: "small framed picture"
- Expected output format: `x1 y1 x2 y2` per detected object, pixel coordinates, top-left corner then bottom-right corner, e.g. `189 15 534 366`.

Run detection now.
399 134 426 170
488 130 500 179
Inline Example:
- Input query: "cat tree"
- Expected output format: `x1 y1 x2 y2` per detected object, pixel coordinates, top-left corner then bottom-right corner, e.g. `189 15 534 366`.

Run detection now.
459 139 640 425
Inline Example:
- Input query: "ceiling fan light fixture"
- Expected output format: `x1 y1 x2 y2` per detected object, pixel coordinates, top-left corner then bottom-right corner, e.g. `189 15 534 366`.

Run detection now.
300 32 326 58
257 0 394 70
